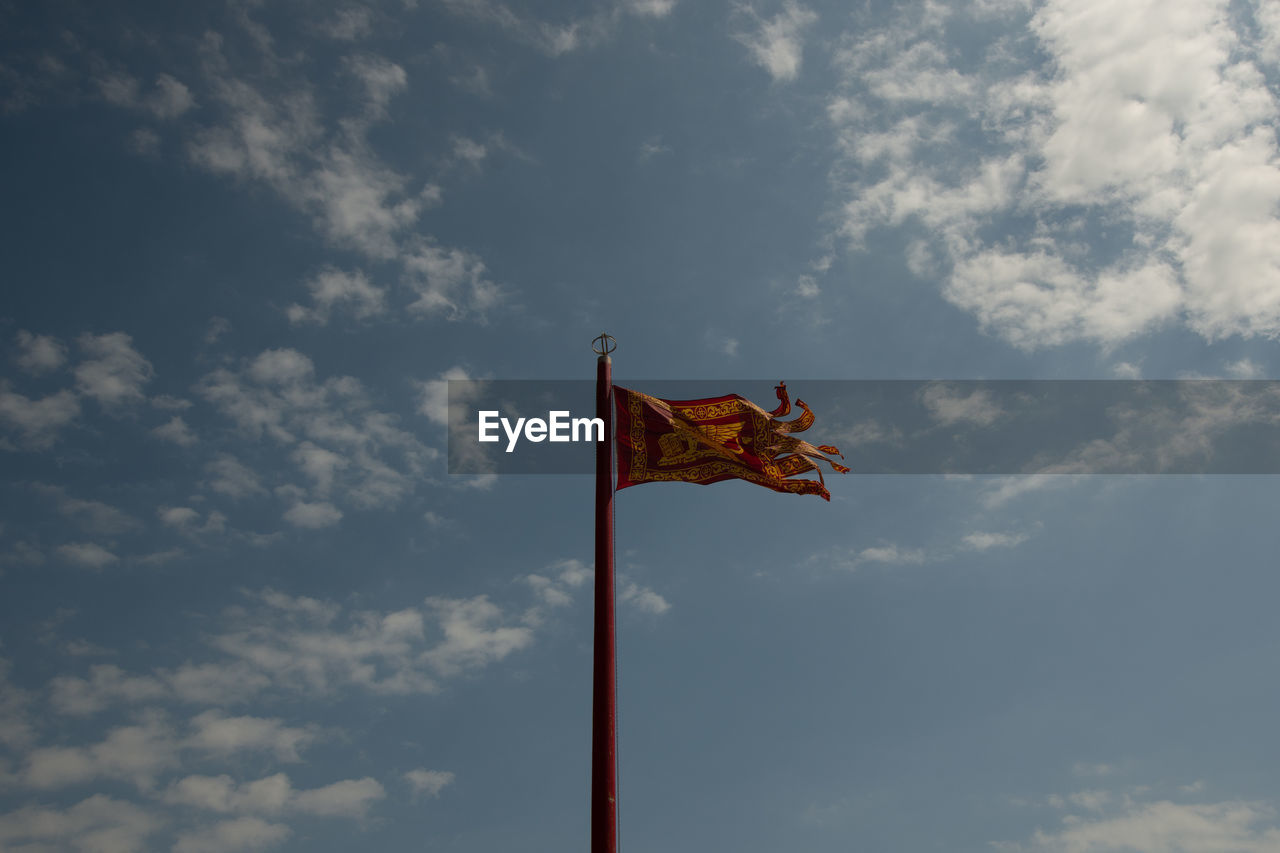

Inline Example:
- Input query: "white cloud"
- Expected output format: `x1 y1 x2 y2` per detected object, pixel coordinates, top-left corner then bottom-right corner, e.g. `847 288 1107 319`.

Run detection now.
638 135 672 161
198 352 433 510
24 712 181 790
164 772 384 819
0 383 80 449
97 70 194 118
286 267 386 325
159 506 201 527
319 7 374 41
173 816 291 853
405 769 455 798
962 530 1030 550
620 580 670 615
0 795 162 853
827 0 1280 350
282 500 343 528
856 544 927 565
402 244 502 319
35 484 140 535
0 658 35 749
154 415 199 446
920 383 1005 426
422 596 534 677
734 2 818 82
74 332 154 407
187 711 317 762
56 543 119 570
1001 797 1280 852
207 454 269 499
1224 357 1266 378
291 777 385 818
13 330 66 373
49 665 168 716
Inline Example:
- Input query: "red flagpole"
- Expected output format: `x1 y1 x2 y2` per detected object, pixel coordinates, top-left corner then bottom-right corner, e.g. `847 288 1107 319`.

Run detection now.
591 335 618 853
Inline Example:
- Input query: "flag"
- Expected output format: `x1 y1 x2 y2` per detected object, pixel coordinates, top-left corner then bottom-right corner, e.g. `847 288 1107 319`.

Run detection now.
613 382 849 500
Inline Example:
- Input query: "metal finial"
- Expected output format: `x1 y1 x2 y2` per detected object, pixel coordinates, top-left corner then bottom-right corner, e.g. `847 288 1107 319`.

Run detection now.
591 333 617 356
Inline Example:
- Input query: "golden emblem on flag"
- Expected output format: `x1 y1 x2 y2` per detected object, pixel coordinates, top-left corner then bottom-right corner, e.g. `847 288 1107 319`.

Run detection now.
613 382 848 500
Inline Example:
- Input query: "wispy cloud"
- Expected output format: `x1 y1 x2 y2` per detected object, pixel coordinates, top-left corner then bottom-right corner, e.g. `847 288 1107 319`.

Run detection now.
733 2 818 82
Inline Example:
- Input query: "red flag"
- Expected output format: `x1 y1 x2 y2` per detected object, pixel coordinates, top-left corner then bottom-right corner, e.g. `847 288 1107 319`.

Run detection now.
613 382 848 500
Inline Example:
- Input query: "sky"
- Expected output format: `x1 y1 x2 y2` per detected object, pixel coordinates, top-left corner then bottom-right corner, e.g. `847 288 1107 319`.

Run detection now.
2 0 1280 851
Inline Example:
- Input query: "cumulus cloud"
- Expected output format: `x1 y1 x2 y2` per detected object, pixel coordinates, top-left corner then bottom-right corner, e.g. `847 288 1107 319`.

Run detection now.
0 795 162 853
404 768 455 798
282 500 343 528
197 350 434 511
164 772 385 819
286 267 386 325
0 384 80 449
23 712 181 789
827 0 1280 350
920 383 1005 426
35 484 141 535
55 542 120 570
151 414 197 446
187 711 317 762
74 332 154 407
173 816 291 853
402 244 502 319
734 2 818 82
619 579 670 615
13 330 67 373
206 454 269 499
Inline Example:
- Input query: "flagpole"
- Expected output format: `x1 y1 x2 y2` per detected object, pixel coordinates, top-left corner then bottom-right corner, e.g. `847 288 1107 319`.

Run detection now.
590 333 618 853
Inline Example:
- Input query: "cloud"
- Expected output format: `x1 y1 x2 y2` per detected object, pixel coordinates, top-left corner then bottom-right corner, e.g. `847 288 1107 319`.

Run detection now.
286 267 386 325
154 415 199 446
56 542 120 570
817 543 929 570
164 772 385 819
0 383 80 449
282 501 343 528
827 0 1280 350
74 332 154 407
920 383 1005 426
172 817 291 853
318 7 374 41
402 244 502 319
404 769 455 798
197 351 434 510
206 454 269 499
187 711 317 762
34 484 141 535
23 712 181 790
734 2 818 82
619 580 670 615
1000 797 1280 852
208 588 530 696
0 795 162 853
49 665 169 716
0 658 35 749
421 596 534 677
962 530 1030 550
96 70 195 118
13 330 67 373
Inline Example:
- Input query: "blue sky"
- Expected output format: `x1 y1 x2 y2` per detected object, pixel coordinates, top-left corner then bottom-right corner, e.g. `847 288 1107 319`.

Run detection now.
3 0 1280 850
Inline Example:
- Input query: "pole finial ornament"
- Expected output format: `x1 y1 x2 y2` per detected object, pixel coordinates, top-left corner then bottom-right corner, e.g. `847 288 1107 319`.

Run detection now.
592 333 617 356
